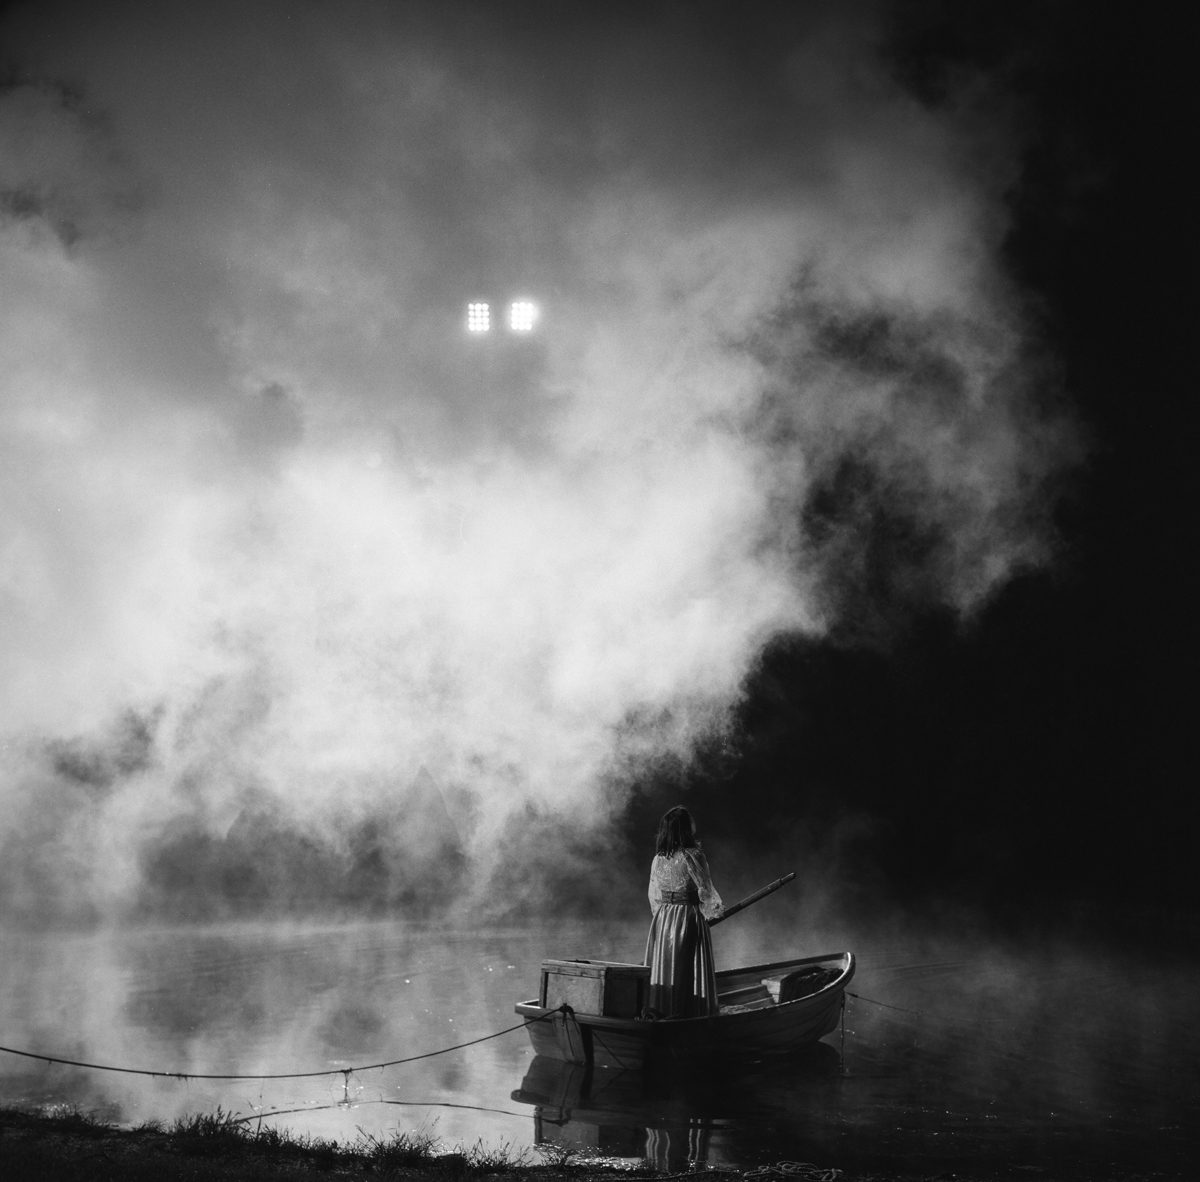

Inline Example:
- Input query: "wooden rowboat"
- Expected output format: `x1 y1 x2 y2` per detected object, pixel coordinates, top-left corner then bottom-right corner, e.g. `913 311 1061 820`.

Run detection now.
515 951 854 1069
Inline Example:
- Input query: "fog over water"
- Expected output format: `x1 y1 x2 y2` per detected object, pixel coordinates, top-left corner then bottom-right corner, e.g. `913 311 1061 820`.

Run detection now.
0 1 1078 926
2 920 1196 1175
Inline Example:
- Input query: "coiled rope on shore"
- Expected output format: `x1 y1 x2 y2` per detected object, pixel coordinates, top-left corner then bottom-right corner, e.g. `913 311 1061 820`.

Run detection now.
0 1006 563 1083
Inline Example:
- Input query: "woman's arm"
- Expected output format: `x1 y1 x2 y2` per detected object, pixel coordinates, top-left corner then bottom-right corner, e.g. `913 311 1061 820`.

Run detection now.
683 848 724 920
647 855 664 914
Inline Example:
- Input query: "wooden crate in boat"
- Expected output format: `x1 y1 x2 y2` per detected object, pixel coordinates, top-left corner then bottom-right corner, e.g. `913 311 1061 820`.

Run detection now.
539 959 649 1018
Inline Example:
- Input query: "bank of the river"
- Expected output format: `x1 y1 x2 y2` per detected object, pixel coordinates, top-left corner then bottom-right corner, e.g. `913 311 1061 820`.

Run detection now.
0 1107 1185 1182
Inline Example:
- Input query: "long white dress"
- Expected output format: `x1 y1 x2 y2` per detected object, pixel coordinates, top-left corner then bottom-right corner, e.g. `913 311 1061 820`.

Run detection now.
644 847 723 1017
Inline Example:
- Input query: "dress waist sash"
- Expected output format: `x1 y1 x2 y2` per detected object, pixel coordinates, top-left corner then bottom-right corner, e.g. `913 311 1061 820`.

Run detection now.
659 887 699 905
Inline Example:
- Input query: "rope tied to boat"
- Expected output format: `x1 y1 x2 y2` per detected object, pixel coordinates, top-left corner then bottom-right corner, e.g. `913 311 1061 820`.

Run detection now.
845 990 924 1016
0 1005 567 1084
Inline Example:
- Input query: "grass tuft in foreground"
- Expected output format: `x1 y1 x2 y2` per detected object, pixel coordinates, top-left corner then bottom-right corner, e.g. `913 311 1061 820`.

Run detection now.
355 1122 446 1170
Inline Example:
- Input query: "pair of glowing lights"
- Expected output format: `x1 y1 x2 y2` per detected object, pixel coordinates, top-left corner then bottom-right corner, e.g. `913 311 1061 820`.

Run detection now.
466 300 538 333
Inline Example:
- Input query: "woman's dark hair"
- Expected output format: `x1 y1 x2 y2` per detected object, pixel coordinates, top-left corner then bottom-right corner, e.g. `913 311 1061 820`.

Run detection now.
655 805 699 856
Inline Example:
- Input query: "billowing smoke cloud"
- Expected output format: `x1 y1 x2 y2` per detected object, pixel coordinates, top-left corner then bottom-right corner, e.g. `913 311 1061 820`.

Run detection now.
0 0 1072 923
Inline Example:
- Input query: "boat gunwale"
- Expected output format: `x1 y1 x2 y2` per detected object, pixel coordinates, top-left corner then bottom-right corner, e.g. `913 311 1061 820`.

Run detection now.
515 951 854 1032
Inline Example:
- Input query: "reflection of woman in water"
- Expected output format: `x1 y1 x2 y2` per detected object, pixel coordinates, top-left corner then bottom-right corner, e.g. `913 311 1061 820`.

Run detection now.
644 805 724 1018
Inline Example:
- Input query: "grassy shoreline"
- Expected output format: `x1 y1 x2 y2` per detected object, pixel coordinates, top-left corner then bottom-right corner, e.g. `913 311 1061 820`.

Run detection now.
3 1105 581 1181
0 1105 1187 1182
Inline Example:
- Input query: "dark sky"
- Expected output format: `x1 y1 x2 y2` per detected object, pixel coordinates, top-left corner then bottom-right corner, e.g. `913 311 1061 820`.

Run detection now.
0 1 1193 929
662 1 1198 929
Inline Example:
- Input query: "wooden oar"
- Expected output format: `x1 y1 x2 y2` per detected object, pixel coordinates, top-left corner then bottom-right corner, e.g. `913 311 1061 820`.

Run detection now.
708 870 795 926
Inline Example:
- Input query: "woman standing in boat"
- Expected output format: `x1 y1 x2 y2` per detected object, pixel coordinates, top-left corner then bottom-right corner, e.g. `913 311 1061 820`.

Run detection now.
645 805 724 1018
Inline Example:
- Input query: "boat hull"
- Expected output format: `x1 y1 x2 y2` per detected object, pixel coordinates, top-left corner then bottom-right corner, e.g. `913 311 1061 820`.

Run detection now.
515 951 853 1069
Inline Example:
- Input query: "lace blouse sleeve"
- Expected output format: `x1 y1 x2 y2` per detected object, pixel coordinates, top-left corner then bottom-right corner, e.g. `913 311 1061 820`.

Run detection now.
647 855 665 914
683 848 724 920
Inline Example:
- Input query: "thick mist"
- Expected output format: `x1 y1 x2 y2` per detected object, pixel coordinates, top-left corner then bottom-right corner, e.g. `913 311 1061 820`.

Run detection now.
0 1 1073 924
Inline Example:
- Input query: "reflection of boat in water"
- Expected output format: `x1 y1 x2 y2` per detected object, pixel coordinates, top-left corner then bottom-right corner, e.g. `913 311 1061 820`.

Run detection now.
515 952 854 1069
512 1045 844 1171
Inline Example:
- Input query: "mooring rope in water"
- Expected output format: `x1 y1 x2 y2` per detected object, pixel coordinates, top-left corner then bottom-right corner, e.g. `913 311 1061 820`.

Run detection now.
230 1096 530 1126
0 1006 562 1084
1 992 913 1088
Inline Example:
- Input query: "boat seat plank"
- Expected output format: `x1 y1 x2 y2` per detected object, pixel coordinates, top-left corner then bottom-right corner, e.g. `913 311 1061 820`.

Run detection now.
717 982 772 1007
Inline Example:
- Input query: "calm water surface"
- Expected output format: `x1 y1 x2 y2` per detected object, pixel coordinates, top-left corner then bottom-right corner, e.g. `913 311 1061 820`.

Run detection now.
1 919 1196 1176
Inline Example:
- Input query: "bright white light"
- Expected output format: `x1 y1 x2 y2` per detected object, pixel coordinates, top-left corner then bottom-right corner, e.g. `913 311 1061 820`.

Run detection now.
467 302 491 333
509 300 537 332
